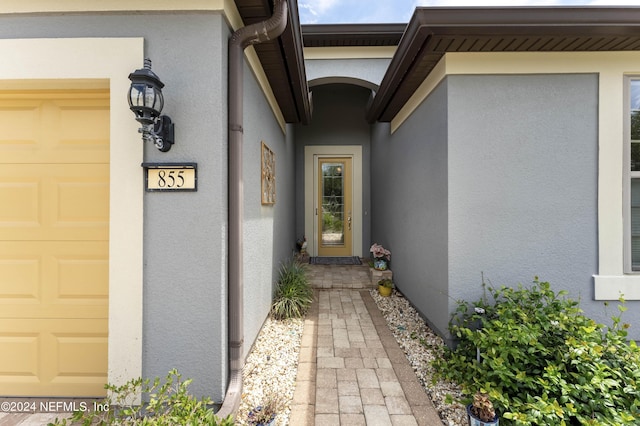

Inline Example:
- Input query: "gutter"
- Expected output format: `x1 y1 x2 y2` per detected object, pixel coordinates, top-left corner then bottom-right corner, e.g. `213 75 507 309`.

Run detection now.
216 0 289 418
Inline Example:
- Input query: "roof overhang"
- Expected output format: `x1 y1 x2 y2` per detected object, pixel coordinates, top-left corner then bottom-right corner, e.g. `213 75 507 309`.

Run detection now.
302 23 406 47
235 0 311 124
367 6 640 123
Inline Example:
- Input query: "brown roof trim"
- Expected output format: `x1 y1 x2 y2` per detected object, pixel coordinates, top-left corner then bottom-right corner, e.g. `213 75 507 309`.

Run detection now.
366 6 640 123
302 23 406 47
236 0 311 124
281 0 312 123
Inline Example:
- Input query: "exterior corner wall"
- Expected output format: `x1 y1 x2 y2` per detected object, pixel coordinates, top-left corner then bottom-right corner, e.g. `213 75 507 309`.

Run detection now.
136 14 231 401
370 82 450 340
446 74 607 328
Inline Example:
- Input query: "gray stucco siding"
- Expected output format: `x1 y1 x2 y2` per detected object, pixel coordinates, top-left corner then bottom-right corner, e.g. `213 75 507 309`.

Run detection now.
242 59 294 360
447 74 602 333
371 82 450 339
140 15 230 402
371 73 624 345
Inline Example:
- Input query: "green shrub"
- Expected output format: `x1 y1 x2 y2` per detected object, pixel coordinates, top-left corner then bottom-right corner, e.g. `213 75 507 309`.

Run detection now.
50 369 234 426
433 278 640 425
270 258 313 320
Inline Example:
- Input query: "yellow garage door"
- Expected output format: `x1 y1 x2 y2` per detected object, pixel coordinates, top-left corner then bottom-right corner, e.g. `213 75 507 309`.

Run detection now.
0 89 109 397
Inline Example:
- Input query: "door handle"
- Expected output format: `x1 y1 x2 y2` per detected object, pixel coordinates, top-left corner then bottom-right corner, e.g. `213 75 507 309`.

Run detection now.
347 215 352 230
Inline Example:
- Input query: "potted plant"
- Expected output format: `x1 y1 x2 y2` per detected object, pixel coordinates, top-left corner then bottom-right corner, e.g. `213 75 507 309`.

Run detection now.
467 392 499 426
378 279 394 297
370 243 391 270
247 392 283 426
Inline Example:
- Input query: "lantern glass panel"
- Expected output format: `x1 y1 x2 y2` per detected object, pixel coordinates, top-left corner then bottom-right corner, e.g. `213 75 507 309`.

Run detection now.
129 83 147 108
152 89 164 114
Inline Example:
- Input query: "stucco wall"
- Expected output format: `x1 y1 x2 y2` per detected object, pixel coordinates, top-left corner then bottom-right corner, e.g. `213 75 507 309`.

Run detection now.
371 73 640 344
140 15 230 402
370 82 450 339
446 74 625 336
0 11 294 400
294 83 372 253
242 59 294 359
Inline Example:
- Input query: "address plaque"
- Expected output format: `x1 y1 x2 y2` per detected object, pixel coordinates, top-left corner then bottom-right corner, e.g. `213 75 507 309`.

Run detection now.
142 163 197 192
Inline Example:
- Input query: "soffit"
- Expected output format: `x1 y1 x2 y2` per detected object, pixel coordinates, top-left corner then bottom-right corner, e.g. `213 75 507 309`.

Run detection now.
367 7 640 123
302 24 406 47
236 0 311 124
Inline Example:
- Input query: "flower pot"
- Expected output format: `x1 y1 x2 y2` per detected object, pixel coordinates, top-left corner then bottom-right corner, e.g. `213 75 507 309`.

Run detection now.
378 284 392 297
373 258 388 270
467 404 499 426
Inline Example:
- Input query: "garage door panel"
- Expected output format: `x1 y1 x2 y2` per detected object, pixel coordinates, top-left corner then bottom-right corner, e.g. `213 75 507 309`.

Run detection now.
0 180 39 227
0 333 39 379
0 89 109 397
0 320 107 397
0 164 109 241
0 255 39 299
58 103 109 153
0 103 40 150
0 94 109 164
55 334 108 377
0 242 108 319
55 179 109 227
58 257 109 300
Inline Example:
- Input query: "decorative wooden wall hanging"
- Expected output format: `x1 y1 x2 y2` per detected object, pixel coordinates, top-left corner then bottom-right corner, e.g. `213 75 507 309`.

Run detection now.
261 142 275 204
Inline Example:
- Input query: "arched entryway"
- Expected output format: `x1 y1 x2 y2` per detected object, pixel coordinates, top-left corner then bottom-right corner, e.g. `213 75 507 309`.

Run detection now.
295 82 375 257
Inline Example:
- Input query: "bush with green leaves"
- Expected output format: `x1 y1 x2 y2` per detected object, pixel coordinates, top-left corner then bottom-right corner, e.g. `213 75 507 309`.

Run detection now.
433 278 640 425
50 369 234 426
270 258 313 320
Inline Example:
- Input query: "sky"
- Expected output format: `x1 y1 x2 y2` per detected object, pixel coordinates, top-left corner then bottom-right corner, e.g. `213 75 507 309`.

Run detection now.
298 0 640 24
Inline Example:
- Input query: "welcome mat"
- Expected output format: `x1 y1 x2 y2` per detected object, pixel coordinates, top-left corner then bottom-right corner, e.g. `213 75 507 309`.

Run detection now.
309 256 362 265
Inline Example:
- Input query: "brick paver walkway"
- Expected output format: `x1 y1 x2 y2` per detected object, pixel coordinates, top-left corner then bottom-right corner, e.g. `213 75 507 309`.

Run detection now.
2 262 443 426
290 263 442 425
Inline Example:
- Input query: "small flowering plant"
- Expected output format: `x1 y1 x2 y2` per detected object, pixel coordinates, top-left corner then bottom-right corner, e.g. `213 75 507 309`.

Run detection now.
370 243 391 261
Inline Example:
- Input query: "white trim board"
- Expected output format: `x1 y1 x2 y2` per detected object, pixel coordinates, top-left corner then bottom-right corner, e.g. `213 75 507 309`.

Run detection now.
0 37 145 397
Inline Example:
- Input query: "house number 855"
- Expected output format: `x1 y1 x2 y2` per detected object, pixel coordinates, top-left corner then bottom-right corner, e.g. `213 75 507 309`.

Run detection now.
157 170 185 188
144 166 197 191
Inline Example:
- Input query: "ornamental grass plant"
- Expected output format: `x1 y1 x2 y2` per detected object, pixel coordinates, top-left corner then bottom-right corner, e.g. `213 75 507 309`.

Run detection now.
433 278 640 425
247 391 286 425
270 258 313 320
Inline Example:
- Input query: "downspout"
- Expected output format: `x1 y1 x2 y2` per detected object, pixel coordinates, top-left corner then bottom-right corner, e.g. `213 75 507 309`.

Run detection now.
217 0 288 418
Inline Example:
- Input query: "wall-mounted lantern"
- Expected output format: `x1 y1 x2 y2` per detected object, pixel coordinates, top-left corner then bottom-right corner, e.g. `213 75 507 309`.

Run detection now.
127 58 174 152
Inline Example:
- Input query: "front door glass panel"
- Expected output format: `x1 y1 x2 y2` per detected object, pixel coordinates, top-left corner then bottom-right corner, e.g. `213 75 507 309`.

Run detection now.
321 162 345 246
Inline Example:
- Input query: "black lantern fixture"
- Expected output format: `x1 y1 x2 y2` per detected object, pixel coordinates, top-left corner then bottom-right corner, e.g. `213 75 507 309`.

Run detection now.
127 59 174 152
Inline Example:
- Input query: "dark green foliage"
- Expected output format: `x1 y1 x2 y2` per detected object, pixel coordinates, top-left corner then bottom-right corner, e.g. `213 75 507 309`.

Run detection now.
433 278 640 425
378 278 394 288
270 259 313 320
49 369 234 425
